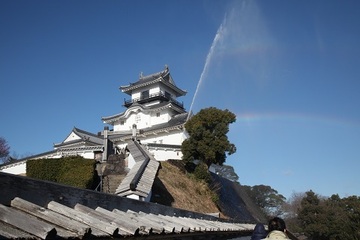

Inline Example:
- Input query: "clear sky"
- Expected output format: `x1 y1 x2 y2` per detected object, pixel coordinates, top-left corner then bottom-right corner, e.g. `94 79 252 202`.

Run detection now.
1 0 359 200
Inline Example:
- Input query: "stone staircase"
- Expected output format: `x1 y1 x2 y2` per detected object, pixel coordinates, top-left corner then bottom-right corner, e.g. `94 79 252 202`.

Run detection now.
102 174 127 194
97 153 128 194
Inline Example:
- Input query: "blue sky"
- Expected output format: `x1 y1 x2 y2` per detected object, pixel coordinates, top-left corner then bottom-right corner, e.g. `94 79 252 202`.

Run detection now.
1 0 359 200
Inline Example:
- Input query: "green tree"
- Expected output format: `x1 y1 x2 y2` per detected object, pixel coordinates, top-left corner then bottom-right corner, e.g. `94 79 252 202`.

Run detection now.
243 184 286 217
298 191 360 240
181 107 236 167
298 190 327 239
343 195 360 238
324 194 353 239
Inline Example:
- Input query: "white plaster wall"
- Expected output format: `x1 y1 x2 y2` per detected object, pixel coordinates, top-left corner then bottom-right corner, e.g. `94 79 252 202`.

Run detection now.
125 193 149 202
0 150 97 176
131 92 141 101
64 132 81 142
0 162 26 175
149 149 182 161
149 86 160 95
113 120 129 131
150 111 171 125
51 151 95 159
79 152 95 159
126 194 140 200
113 108 172 132
134 112 151 129
127 153 136 169
141 131 186 145
124 111 151 129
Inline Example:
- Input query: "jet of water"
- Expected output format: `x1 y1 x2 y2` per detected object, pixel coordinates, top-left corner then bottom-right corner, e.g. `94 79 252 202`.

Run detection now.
186 15 227 122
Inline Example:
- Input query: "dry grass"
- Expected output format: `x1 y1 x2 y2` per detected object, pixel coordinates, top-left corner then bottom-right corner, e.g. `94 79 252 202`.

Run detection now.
151 161 221 215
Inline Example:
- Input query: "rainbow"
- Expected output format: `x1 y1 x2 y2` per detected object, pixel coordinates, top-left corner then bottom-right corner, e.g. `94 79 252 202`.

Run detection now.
235 112 360 129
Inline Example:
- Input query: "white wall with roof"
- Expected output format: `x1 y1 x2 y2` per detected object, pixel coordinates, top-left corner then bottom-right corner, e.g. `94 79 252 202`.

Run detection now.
141 131 186 145
113 109 173 132
0 150 99 175
0 161 26 175
149 148 182 161
150 110 172 126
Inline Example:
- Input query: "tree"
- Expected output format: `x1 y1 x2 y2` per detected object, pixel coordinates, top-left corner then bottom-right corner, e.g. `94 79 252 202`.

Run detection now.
282 191 306 233
298 191 360 240
297 190 327 239
181 107 236 167
0 137 10 163
243 184 286 217
342 195 360 238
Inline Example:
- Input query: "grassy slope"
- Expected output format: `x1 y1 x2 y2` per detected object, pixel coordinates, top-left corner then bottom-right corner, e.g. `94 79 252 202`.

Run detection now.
151 161 222 215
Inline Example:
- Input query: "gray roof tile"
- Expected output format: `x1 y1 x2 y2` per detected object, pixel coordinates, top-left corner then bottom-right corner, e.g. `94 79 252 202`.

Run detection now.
0 170 257 240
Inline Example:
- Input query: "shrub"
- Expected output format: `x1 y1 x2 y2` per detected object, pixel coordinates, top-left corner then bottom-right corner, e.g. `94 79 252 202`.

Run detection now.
27 156 97 189
193 162 211 183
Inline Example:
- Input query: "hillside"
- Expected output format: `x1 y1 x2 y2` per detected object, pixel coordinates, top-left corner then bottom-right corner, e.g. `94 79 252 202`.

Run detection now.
151 160 267 223
151 160 220 215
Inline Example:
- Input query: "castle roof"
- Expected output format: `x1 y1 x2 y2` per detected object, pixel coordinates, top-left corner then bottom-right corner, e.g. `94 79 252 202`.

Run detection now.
54 127 103 148
120 66 187 97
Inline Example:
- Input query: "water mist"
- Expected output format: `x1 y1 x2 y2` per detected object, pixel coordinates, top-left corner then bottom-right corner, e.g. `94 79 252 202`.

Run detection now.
186 16 227 122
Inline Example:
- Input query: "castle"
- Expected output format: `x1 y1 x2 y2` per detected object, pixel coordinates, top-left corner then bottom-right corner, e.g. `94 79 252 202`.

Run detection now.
1 65 189 175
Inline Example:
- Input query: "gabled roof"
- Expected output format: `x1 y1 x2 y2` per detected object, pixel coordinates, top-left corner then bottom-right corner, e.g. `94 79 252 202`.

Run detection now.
120 66 187 97
0 172 256 239
54 127 103 148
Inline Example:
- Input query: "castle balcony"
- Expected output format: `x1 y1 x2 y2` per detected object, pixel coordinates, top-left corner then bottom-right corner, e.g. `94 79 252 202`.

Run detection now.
124 92 184 109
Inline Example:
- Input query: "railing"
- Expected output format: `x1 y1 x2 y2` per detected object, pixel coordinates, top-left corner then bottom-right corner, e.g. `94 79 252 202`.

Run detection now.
124 92 184 108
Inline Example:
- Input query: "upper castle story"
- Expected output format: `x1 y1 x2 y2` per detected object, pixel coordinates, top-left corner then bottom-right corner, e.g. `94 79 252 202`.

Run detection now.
121 65 187 109
102 66 188 132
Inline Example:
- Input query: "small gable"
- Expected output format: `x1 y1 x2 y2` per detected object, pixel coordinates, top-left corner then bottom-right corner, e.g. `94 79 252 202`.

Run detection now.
64 131 81 143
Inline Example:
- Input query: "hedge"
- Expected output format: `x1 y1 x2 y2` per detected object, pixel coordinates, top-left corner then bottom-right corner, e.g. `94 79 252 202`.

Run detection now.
26 156 98 189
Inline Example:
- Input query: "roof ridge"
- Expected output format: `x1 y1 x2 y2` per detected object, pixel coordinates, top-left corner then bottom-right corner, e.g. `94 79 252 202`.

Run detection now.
73 127 102 139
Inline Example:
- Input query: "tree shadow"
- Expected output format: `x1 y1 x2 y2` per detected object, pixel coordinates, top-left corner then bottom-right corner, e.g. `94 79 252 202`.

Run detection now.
150 177 174 206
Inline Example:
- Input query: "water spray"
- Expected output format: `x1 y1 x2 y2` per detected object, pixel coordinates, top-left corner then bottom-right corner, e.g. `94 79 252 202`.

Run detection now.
186 15 227 122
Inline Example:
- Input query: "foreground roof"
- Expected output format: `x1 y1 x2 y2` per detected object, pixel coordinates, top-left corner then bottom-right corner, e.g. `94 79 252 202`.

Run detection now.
0 172 255 239
1 197 256 239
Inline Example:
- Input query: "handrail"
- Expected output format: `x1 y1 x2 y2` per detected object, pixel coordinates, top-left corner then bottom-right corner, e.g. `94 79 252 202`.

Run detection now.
124 92 184 108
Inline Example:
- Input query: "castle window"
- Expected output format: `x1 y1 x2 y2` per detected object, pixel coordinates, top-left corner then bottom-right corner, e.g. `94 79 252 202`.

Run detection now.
156 112 160 117
141 90 149 100
165 91 171 99
120 120 124 125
